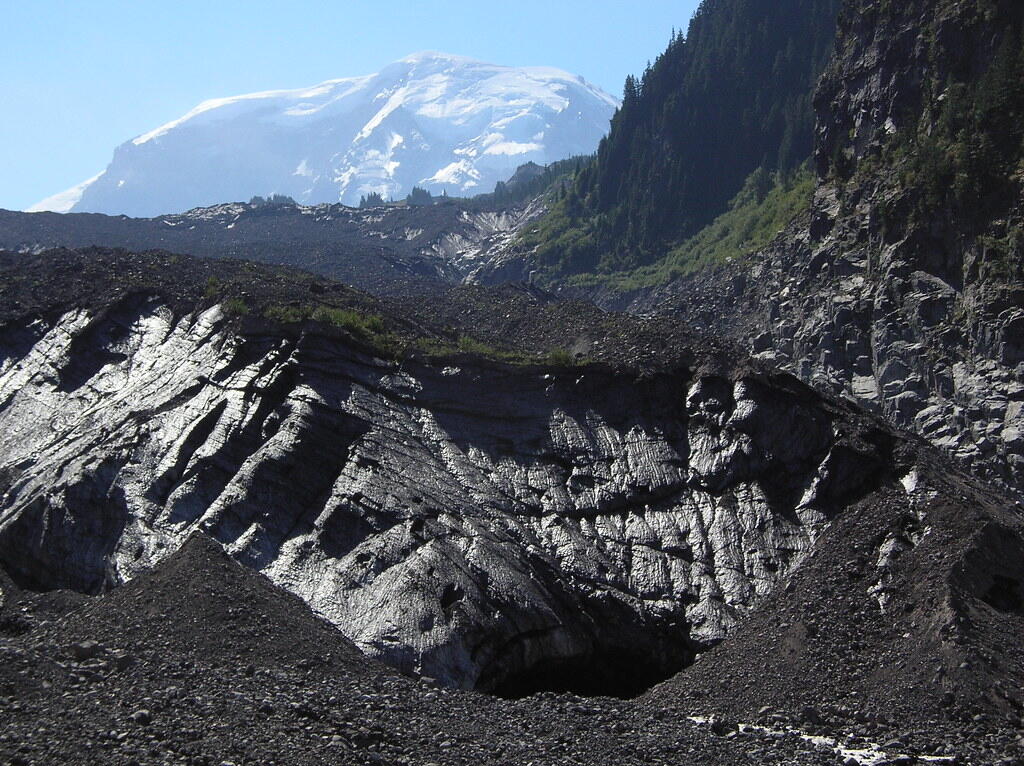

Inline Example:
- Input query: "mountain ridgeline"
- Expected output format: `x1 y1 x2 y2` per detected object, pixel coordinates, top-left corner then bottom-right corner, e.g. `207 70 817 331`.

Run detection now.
30 53 617 217
524 0 842 275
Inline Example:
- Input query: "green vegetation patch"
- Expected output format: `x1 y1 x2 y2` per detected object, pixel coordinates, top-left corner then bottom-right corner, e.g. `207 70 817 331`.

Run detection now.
556 167 814 292
660 168 814 278
544 348 576 367
263 303 389 339
222 297 250 317
401 335 583 368
311 306 386 336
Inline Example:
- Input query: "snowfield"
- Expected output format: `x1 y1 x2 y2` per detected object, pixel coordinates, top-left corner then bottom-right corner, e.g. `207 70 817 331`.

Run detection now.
32 52 618 217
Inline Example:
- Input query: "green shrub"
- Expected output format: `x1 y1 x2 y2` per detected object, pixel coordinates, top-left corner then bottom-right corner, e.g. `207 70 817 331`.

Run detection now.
545 348 575 367
222 297 249 317
204 276 222 299
409 337 458 356
311 307 387 337
660 167 814 278
263 304 309 324
456 336 497 355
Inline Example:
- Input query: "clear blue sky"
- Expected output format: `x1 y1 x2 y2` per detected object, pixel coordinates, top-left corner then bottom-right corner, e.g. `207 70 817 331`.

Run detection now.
0 0 701 211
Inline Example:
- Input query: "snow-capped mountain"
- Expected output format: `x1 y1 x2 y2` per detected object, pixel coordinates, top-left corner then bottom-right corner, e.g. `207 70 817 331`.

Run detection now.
30 52 618 217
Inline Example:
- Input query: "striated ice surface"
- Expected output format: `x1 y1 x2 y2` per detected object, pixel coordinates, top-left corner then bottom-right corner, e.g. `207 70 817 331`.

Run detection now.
0 300 885 689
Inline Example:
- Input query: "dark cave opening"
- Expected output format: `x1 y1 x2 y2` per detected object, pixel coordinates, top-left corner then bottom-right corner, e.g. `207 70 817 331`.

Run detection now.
485 647 690 700
982 575 1023 614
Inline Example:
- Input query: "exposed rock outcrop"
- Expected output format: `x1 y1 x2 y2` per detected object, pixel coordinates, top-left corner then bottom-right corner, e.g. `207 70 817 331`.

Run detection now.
587 0 1024 501
740 0 1024 494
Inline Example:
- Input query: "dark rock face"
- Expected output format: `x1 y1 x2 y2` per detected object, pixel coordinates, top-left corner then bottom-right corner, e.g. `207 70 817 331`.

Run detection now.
592 0 1024 502
0 292 906 693
737 205 1024 496
746 0 1024 494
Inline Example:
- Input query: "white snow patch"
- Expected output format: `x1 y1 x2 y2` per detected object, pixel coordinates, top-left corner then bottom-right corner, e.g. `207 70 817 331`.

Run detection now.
133 75 373 145
424 161 481 187
25 171 105 213
356 89 410 141
901 468 921 494
399 50 478 66
483 141 543 156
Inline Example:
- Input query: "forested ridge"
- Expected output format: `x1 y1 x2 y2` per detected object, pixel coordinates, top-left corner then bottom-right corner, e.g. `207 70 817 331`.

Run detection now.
525 0 841 277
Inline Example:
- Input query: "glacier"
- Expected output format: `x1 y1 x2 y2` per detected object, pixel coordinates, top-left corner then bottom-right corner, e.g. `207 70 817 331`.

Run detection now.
30 52 618 217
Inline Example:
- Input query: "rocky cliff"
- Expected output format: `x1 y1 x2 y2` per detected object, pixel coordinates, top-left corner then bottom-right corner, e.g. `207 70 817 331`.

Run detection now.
584 0 1024 502
749 1 1024 491
739 0 1024 495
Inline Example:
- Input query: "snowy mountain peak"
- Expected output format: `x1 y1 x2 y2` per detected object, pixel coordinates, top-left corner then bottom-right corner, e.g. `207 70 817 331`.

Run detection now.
31 54 618 216
398 50 479 66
